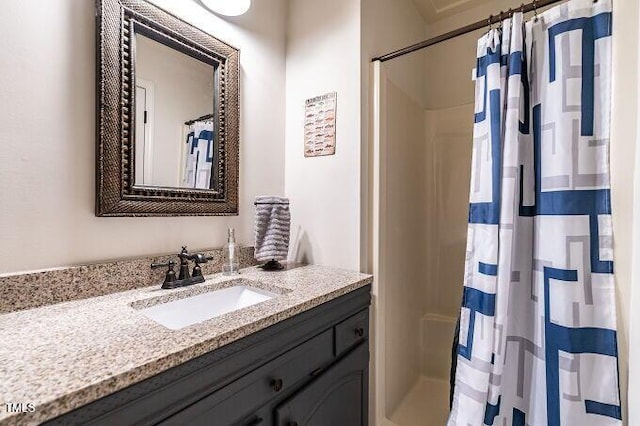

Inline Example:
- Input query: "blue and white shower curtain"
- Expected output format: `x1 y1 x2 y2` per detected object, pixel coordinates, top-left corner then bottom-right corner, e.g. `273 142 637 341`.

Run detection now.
449 0 620 424
182 120 214 189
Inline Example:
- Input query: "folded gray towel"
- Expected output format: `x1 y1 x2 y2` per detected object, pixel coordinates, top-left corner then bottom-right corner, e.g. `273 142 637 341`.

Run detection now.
254 196 290 262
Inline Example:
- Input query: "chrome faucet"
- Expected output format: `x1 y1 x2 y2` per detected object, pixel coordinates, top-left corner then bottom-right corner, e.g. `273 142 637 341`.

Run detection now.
151 246 213 289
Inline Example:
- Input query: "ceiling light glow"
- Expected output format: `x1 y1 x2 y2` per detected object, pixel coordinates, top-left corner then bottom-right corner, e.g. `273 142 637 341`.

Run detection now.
201 0 251 16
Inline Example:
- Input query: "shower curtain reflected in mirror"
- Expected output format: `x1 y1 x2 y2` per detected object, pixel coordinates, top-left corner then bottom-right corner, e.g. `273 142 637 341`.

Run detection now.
182 119 215 189
449 1 621 424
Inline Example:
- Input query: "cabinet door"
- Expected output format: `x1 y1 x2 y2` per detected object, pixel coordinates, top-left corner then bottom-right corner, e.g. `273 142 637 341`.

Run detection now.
275 343 369 426
158 330 334 426
232 404 273 426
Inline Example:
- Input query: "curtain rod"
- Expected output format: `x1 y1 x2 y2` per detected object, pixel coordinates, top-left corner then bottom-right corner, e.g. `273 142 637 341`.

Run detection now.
371 0 567 63
184 113 214 126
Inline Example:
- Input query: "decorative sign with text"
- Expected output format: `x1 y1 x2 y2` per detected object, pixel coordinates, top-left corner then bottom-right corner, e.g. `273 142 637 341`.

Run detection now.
304 92 337 157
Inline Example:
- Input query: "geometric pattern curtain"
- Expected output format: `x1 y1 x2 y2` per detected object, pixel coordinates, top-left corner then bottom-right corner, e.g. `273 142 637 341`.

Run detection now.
182 120 215 189
448 0 621 424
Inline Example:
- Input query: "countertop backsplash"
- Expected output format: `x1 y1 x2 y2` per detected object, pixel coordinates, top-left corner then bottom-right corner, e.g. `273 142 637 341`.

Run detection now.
0 247 258 314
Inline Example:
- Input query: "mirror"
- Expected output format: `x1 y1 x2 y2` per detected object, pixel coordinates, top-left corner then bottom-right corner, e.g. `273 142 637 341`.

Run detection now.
96 0 239 216
134 33 216 190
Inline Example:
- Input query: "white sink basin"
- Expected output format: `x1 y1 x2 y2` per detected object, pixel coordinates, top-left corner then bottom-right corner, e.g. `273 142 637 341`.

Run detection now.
138 285 278 330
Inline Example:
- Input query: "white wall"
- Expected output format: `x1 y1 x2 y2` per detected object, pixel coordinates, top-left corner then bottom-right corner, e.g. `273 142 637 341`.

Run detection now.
610 0 640 423
285 0 362 270
362 0 427 109
629 66 640 422
629 4 640 409
0 0 286 274
283 0 427 274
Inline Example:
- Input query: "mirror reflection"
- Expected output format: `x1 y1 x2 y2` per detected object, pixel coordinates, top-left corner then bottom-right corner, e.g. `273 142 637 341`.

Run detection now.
134 33 216 190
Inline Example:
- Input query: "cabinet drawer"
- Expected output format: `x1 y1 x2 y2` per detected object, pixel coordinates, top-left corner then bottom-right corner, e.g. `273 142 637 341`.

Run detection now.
334 309 369 356
159 329 334 425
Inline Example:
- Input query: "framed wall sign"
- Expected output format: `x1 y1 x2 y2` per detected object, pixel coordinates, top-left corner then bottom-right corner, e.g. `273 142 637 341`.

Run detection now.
304 92 337 157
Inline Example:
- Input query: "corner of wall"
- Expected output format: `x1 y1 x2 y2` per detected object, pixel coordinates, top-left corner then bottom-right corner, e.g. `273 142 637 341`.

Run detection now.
284 0 362 270
627 3 640 422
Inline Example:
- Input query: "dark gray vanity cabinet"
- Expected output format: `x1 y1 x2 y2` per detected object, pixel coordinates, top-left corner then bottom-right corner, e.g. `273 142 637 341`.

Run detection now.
46 285 371 426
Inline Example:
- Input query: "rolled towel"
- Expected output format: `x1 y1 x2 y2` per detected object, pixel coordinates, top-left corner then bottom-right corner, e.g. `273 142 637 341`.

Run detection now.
254 196 290 262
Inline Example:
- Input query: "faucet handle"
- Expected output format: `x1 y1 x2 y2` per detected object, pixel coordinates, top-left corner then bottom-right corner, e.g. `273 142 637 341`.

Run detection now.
189 253 214 264
151 260 176 269
189 253 214 277
177 246 191 264
151 260 177 287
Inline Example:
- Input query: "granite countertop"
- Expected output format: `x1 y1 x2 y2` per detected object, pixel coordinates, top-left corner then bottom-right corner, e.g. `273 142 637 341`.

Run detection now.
0 265 372 425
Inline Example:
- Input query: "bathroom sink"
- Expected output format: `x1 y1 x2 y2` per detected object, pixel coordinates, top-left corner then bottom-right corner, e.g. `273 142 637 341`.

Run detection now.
138 285 279 330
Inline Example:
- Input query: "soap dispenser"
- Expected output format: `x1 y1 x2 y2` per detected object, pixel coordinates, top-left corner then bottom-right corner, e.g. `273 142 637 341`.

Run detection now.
222 228 240 275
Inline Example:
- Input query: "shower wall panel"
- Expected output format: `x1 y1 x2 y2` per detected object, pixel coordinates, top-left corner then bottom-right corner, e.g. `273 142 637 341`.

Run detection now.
424 105 473 318
383 78 429 415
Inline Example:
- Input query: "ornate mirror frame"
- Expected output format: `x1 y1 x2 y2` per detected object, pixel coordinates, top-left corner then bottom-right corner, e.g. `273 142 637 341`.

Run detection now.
95 0 239 216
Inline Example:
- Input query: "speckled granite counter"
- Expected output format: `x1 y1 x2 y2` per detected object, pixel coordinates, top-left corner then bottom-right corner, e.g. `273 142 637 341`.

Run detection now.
0 265 372 425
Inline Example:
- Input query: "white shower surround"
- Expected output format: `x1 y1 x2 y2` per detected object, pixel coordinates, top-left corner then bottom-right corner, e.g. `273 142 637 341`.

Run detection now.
371 61 463 426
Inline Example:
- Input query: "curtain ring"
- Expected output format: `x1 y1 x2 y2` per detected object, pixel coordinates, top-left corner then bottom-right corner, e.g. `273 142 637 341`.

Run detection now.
488 14 493 31
498 11 504 29
520 3 525 13
509 8 514 18
533 0 539 22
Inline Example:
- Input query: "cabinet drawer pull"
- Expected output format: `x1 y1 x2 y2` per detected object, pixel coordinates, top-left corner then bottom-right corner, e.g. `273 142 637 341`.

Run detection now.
271 378 284 392
354 327 365 337
246 416 263 425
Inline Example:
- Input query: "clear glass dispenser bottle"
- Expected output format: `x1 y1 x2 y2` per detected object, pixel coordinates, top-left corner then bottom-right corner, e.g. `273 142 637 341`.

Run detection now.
222 228 240 275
